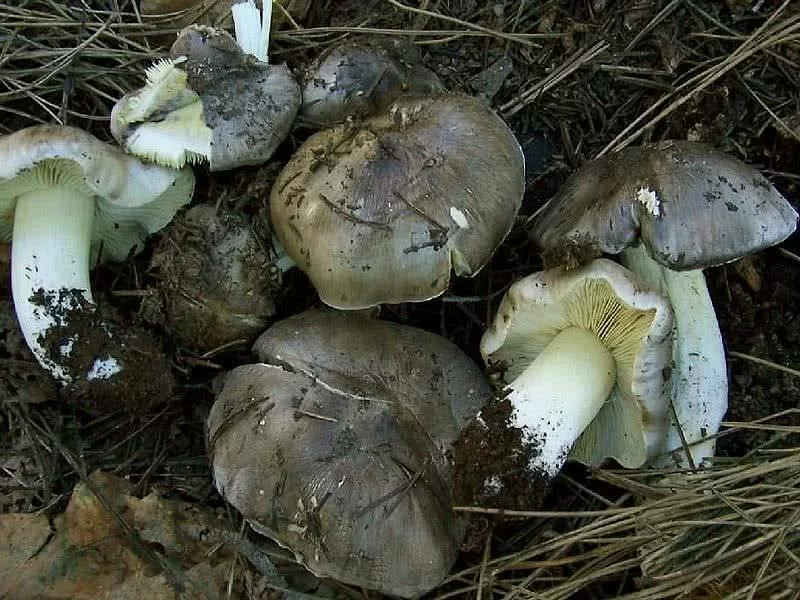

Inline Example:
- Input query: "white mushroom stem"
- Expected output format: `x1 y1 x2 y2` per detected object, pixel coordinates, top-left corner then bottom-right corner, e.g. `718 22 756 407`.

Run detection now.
232 0 272 62
620 244 727 468
504 327 616 477
10 187 96 383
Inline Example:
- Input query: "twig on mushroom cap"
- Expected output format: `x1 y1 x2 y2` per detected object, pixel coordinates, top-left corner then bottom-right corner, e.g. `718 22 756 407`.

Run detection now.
208 309 491 597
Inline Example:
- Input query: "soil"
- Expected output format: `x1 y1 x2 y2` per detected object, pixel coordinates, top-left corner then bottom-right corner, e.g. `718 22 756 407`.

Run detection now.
451 396 552 511
145 202 281 354
710 253 800 456
1 0 799 597
33 288 174 414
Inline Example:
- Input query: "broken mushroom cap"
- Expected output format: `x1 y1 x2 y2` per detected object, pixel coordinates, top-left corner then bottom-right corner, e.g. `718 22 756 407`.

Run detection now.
531 140 798 270
147 203 283 353
111 23 300 171
208 309 490 597
140 0 310 32
270 94 525 309
480 258 674 478
0 125 191 402
300 39 445 127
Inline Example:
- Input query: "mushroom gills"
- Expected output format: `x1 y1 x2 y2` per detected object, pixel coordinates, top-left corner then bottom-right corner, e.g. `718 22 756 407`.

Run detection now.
121 102 212 169
483 263 673 475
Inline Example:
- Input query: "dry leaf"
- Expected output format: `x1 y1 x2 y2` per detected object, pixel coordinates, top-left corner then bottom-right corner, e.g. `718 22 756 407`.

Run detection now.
0 471 241 599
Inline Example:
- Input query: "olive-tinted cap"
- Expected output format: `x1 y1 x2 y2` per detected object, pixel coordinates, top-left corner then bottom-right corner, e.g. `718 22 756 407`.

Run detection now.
531 140 798 269
208 309 490 597
271 94 525 309
0 125 194 262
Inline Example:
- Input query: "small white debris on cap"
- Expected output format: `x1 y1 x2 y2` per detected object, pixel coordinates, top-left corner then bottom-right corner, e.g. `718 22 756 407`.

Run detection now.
636 186 661 217
449 206 470 229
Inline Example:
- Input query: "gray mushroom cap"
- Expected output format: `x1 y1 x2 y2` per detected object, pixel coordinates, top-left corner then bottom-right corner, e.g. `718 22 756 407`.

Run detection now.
301 39 445 127
531 140 798 269
110 25 300 171
271 94 525 309
207 309 490 597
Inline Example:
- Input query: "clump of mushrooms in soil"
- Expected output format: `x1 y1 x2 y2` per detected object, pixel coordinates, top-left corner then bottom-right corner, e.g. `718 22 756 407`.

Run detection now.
454 142 797 507
3 0 798 597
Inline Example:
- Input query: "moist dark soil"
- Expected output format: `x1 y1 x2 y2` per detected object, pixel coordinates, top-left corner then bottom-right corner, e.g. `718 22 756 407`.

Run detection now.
145 202 281 354
711 252 800 456
452 396 552 512
33 289 175 414
1 0 799 597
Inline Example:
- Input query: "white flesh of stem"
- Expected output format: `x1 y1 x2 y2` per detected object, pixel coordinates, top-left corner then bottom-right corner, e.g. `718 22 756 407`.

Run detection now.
232 0 271 62
11 187 95 383
620 245 727 467
506 326 616 478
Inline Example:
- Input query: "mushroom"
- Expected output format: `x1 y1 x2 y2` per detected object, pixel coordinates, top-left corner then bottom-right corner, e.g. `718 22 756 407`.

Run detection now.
111 1 300 171
461 259 673 504
270 94 525 309
0 125 193 408
300 38 444 127
146 202 285 353
207 309 490 597
530 140 799 466
140 0 311 32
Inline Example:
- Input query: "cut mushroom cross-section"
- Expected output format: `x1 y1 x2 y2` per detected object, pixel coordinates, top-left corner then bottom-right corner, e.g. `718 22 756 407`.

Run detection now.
478 259 674 486
270 94 525 309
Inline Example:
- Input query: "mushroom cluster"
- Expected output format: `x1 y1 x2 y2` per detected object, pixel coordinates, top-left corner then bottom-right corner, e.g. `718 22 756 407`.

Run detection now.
529 140 798 467
8 0 799 596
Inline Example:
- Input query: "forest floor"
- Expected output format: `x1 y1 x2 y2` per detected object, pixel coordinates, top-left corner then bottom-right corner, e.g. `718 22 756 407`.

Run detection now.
1 0 799 598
